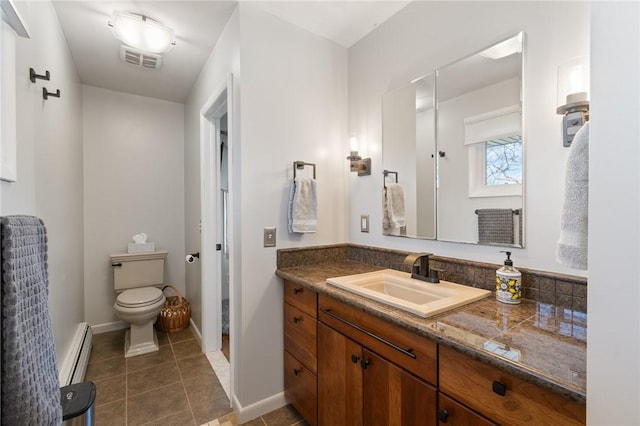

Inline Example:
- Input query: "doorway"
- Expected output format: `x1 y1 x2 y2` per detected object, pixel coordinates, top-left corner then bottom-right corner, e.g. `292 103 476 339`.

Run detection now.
200 74 234 401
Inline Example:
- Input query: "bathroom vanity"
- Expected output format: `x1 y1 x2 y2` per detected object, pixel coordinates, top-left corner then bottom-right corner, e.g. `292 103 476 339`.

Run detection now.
277 245 586 426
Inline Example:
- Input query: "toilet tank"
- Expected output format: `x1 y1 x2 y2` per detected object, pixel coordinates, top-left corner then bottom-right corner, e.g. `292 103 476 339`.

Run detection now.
110 250 168 291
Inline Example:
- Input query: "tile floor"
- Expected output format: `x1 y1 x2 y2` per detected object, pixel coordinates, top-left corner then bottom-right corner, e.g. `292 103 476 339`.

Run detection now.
87 327 306 426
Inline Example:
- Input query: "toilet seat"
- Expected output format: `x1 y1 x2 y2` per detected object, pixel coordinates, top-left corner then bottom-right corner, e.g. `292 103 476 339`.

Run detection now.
116 287 164 308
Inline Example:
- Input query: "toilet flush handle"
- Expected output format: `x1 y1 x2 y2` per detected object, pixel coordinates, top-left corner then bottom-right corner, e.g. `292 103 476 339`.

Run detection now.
111 262 122 267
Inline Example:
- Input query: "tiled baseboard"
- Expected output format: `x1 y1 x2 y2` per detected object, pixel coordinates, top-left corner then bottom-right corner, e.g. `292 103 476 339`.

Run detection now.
277 243 587 313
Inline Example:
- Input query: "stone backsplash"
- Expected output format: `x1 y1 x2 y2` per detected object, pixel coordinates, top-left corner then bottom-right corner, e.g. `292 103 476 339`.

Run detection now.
277 243 588 313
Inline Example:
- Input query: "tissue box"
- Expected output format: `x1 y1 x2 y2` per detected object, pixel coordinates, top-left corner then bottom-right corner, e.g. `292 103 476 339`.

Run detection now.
127 242 156 253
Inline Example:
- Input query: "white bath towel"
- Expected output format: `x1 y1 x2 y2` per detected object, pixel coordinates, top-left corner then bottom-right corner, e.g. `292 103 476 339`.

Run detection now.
289 178 317 233
556 121 589 270
383 183 406 229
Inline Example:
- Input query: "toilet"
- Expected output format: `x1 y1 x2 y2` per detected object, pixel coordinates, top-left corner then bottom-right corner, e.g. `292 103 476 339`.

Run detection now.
110 250 168 358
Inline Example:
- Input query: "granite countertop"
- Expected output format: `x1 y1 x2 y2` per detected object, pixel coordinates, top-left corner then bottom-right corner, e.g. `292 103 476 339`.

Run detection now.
276 260 587 404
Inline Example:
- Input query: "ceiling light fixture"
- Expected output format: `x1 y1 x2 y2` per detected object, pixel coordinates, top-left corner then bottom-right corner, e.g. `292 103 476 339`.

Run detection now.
108 11 175 54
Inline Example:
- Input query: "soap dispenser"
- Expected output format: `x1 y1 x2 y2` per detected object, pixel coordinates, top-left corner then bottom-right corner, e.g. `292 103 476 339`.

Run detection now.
496 251 522 304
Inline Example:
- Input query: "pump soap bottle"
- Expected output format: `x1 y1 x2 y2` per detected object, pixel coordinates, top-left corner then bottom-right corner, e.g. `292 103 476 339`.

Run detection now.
496 251 522 304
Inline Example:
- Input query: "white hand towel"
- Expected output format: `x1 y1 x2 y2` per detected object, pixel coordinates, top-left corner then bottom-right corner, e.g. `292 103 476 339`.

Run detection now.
287 180 296 233
291 178 318 233
383 183 406 229
556 121 589 270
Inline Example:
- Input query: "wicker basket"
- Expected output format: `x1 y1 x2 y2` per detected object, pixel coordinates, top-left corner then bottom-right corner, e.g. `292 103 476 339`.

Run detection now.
156 285 191 333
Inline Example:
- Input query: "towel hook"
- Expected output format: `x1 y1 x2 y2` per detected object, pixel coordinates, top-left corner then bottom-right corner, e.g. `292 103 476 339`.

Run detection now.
42 88 61 100
29 68 50 83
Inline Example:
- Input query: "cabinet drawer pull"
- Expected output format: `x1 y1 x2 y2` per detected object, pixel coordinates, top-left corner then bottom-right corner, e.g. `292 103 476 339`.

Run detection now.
437 409 449 423
351 354 360 364
293 287 303 295
292 316 302 324
293 368 301 376
321 308 416 359
492 380 507 396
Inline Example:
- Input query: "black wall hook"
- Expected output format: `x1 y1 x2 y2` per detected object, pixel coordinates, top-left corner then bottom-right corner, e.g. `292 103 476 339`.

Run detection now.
30 68 50 83
42 88 60 100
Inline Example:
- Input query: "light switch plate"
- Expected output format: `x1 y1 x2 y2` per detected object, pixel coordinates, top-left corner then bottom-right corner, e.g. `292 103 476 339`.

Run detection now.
264 227 276 247
360 215 369 233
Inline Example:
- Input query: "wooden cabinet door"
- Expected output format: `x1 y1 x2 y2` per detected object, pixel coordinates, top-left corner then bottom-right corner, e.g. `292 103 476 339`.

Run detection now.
284 351 317 426
363 349 437 426
284 302 317 373
318 323 363 426
437 393 496 426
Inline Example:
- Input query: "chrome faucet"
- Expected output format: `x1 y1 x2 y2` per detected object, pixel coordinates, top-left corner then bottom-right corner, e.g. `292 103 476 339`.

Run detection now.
403 253 440 283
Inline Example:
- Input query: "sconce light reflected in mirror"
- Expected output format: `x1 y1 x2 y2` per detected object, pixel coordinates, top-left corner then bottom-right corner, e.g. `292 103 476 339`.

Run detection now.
556 56 590 147
347 135 371 176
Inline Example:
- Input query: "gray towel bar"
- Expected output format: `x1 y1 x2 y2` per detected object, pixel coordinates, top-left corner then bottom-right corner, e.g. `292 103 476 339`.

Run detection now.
475 209 520 215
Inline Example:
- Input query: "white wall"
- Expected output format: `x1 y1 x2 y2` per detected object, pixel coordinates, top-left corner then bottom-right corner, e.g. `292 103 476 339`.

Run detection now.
184 7 240 335
0 1 84 367
588 2 640 424
348 1 589 275
83 86 185 327
185 3 348 417
236 3 348 410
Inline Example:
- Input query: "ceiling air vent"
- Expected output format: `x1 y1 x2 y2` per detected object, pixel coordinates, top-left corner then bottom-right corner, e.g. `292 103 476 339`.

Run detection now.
119 46 162 70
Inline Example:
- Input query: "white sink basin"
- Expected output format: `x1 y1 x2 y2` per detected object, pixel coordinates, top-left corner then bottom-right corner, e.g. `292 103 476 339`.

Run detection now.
327 269 490 318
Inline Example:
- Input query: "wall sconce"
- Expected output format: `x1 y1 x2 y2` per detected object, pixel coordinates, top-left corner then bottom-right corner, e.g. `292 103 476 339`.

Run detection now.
556 56 590 147
347 135 371 176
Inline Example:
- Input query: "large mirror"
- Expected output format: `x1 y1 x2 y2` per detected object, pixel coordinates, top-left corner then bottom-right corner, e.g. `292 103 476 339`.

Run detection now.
382 73 436 239
382 32 524 247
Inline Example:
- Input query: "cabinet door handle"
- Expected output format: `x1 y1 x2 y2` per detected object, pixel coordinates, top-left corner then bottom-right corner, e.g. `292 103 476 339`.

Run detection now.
293 316 301 324
437 409 449 423
293 368 301 376
351 354 360 364
360 359 370 370
293 288 303 295
321 308 416 359
492 380 507 396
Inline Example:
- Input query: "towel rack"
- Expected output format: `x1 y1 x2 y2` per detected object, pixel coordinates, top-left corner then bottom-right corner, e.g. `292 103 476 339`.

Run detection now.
383 169 398 188
293 161 316 179
475 209 521 215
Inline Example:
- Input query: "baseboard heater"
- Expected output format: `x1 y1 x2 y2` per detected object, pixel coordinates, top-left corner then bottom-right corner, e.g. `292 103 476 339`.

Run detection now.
59 322 93 386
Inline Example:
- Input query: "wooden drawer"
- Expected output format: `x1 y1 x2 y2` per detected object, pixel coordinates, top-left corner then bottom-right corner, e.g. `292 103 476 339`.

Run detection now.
284 302 317 373
284 280 317 318
318 294 437 385
285 350 317 426
439 345 586 425
437 393 496 426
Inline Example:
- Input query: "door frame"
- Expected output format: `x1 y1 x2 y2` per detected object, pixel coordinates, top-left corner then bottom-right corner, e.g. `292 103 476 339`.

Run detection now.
199 73 235 398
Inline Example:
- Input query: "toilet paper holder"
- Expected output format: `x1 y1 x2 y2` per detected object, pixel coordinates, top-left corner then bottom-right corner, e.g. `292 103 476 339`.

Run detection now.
185 252 200 263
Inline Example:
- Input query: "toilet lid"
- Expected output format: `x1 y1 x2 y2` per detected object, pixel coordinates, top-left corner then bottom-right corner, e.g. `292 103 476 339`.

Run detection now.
117 287 164 308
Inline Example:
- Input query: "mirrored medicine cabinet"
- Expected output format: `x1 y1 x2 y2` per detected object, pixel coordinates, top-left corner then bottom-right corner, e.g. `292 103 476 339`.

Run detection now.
382 32 524 247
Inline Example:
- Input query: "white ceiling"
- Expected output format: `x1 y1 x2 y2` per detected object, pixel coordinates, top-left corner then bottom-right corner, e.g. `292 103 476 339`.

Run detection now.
52 1 410 103
53 1 237 103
